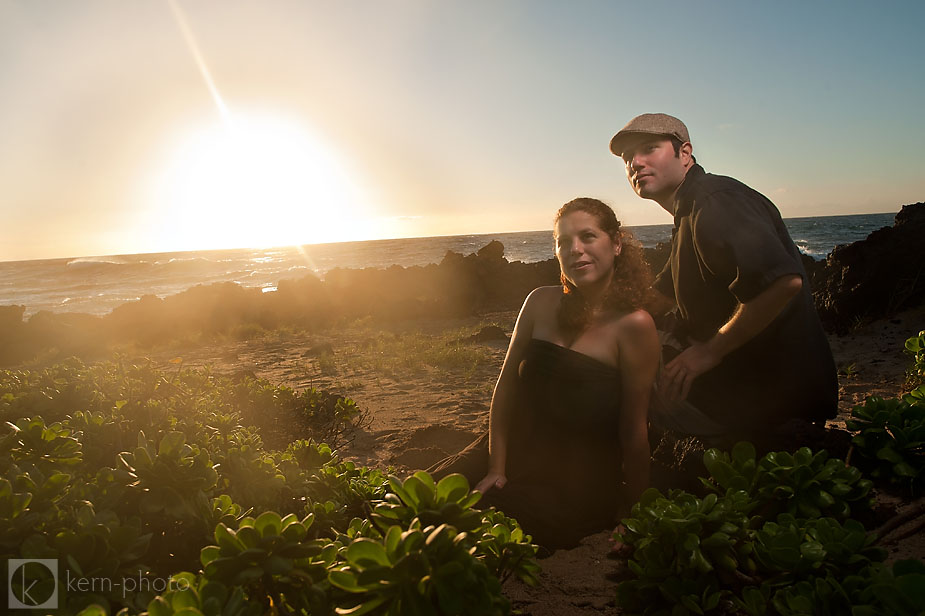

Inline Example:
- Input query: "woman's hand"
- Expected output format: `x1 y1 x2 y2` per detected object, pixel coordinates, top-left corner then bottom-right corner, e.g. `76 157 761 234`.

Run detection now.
475 471 507 495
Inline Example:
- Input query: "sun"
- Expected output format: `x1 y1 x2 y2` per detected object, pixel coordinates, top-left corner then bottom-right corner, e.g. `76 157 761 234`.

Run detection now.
144 110 376 251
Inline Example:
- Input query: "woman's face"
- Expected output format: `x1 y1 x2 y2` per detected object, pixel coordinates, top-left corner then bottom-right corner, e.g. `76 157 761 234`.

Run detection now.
554 210 621 289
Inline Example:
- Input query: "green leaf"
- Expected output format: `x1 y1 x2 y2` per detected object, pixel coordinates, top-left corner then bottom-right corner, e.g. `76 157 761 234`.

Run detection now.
169 588 200 610
403 476 435 509
254 511 282 537
699 493 718 513
345 539 390 568
231 566 264 585
732 441 756 465
435 473 470 504
412 470 437 493
263 555 293 575
815 490 836 508
329 569 362 592
147 597 172 616
680 594 705 614
280 513 300 530
460 491 481 509
335 595 390 615
200 545 221 566
876 446 904 464
800 541 826 563
158 431 186 457
214 524 244 553
384 525 402 557
387 476 413 506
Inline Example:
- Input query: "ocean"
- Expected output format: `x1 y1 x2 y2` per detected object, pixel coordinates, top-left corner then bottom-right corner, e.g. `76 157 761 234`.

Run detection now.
0 212 897 317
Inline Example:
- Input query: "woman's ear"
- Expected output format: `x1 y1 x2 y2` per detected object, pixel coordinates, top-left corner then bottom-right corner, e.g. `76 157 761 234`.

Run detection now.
614 237 622 257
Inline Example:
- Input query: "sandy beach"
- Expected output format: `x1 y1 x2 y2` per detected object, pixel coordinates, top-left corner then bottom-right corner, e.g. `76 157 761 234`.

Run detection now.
130 302 925 615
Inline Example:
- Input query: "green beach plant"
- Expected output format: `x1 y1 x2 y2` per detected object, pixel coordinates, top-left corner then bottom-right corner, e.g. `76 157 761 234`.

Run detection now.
616 438 921 616
905 330 925 387
615 488 756 614
0 359 537 614
701 441 873 521
846 386 925 491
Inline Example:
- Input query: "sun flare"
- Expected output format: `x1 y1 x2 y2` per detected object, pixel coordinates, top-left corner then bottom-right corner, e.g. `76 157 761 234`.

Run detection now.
145 110 376 251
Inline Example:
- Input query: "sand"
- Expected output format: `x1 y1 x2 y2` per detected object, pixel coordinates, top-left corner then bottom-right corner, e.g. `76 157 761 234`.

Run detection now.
145 304 925 615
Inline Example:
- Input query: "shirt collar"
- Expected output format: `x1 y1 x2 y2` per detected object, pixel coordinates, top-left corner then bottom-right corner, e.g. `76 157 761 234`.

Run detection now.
672 163 705 224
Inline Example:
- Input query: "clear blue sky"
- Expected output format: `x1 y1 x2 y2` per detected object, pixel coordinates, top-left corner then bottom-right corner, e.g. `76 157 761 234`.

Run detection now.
1 0 923 261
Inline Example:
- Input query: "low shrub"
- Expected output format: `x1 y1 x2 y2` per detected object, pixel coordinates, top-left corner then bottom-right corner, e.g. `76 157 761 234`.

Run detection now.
846 386 925 492
701 441 873 521
0 360 538 614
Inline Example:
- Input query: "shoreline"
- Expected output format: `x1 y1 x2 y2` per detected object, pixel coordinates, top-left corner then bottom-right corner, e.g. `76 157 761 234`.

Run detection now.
0 211 899 319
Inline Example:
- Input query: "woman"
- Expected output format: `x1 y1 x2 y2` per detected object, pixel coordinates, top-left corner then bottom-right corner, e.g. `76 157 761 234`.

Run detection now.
430 197 660 549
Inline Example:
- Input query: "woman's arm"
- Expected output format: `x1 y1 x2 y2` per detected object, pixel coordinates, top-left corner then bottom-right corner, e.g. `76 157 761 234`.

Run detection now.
616 310 660 507
474 287 547 494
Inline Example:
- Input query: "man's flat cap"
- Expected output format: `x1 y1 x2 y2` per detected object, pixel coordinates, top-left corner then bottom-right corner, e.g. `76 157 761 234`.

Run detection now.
609 113 690 156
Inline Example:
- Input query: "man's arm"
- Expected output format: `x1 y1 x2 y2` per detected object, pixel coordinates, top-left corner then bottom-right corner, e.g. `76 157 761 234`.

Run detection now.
660 273 802 401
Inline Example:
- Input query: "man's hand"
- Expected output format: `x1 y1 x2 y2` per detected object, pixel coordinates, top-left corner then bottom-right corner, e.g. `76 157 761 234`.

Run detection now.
474 471 507 495
660 274 803 403
609 523 634 559
660 341 721 401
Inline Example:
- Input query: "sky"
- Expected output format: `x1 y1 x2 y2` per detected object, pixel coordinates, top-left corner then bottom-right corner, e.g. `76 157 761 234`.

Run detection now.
1 0 923 262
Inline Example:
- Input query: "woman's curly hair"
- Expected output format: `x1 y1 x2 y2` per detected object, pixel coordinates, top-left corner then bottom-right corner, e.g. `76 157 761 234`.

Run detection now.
554 197 656 336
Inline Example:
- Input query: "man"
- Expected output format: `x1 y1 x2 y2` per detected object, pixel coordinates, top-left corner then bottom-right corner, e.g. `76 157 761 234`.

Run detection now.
609 113 837 442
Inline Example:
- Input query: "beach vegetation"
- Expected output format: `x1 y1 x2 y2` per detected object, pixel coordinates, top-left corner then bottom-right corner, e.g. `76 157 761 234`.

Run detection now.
315 350 337 376
230 322 266 341
615 444 920 616
904 330 925 388
701 441 873 521
837 361 859 379
0 359 536 615
340 328 494 380
845 386 925 493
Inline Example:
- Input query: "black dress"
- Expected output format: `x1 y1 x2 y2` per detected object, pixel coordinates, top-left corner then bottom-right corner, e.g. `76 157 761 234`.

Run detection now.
428 338 625 549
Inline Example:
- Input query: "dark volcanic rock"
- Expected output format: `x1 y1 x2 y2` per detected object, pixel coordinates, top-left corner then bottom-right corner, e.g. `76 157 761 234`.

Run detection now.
812 202 925 333
465 325 508 343
643 241 671 276
800 253 825 286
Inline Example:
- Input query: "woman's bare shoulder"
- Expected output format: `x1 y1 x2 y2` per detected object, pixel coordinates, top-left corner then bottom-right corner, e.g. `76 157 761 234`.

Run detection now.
523 285 563 309
614 309 658 341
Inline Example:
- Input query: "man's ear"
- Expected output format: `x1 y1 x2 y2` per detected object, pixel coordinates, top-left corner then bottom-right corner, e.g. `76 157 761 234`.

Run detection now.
679 141 693 165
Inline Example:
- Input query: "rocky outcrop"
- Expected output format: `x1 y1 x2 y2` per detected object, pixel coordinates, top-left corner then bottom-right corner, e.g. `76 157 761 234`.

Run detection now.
811 202 925 333
323 240 559 320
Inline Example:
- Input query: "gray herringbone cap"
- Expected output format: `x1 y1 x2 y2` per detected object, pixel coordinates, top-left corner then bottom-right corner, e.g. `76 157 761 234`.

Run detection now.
609 113 690 156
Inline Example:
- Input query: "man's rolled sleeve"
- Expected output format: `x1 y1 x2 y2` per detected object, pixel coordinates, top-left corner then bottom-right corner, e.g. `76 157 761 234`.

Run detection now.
691 192 802 303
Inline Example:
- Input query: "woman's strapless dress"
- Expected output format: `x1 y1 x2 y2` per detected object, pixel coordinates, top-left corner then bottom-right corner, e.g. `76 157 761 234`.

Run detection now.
429 338 624 549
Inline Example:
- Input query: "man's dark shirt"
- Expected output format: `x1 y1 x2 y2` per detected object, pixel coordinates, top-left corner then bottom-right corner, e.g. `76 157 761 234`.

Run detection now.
654 164 838 430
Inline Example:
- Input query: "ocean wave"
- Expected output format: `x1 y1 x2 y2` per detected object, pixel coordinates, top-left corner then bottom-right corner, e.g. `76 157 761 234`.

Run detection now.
66 256 134 267
793 239 821 256
154 257 215 267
